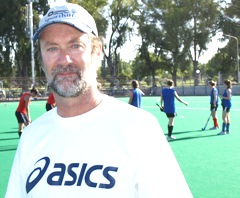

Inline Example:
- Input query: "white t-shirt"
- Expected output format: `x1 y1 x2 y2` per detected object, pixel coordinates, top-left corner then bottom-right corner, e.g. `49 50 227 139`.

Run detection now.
5 95 193 198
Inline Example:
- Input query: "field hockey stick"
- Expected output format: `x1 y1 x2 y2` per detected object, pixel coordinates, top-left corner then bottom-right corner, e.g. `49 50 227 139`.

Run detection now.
201 113 212 131
156 103 164 112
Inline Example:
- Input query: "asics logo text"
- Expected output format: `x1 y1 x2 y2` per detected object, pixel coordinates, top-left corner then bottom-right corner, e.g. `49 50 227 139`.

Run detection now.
26 157 118 193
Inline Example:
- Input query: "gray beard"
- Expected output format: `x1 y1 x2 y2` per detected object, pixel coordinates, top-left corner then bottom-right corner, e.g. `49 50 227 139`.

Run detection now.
49 66 87 98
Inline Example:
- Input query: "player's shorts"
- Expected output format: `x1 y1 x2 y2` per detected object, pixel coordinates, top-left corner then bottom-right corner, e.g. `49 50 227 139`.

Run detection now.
46 103 53 111
166 113 176 118
222 105 230 112
15 111 29 123
210 103 218 111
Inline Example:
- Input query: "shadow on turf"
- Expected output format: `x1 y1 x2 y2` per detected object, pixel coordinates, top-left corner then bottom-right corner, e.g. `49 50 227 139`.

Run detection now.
164 129 219 141
173 129 203 134
0 131 17 134
0 131 18 141
166 134 217 142
0 137 19 141
0 145 17 152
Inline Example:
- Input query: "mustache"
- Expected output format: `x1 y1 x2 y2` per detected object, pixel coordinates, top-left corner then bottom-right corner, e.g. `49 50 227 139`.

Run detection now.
48 64 86 97
51 64 81 76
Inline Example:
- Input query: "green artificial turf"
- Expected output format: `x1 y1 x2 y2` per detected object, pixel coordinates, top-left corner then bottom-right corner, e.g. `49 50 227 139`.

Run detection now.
1 96 240 197
141 96 240 198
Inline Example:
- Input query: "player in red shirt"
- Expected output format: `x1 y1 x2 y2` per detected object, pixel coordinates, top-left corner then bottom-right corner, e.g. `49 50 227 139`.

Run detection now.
46 92 56 111
15 87 39 137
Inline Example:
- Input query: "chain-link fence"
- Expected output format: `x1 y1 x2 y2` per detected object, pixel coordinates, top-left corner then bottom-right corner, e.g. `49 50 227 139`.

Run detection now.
0 77 48 101
0 74 239 101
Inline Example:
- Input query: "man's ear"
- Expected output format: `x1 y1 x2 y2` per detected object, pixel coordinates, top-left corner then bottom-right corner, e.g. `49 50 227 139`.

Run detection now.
96 41 103 68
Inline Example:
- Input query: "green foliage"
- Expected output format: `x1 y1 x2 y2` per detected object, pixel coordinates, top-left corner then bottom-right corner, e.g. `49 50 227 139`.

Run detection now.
209 0 240 82
103 0 137 78
0 0 239 87
0 0 107 86
118 61 133 80
71 0 108 37
207 46 237 81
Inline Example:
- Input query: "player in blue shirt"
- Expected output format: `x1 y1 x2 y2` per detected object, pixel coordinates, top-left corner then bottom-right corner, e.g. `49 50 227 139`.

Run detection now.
208 80 219 129
128 80 145 108
218 80 232 135
160 80 188 140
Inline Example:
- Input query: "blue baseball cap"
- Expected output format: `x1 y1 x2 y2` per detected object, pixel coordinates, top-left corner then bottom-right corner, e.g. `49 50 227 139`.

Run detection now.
33 3 98 41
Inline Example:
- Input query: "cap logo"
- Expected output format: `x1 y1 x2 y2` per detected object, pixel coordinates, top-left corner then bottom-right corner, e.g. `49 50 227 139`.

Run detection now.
45 9 77 23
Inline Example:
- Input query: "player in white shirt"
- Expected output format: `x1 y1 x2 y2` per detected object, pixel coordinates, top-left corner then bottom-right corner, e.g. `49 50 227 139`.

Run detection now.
5 2 193 198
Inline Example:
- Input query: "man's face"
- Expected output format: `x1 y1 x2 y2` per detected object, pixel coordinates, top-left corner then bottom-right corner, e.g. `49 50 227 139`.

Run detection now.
39 23 95 97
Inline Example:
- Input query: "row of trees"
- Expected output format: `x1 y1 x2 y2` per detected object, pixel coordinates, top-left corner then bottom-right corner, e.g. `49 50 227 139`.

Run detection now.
0 0 240 89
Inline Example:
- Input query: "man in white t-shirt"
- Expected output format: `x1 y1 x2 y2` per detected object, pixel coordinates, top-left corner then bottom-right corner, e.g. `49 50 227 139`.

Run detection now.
5 2 193 198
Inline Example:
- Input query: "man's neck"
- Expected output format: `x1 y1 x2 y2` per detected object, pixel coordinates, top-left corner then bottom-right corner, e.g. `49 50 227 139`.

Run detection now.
54 90 104 117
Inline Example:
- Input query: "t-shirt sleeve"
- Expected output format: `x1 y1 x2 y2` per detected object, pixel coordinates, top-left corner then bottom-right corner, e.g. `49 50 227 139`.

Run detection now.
5 143 26 197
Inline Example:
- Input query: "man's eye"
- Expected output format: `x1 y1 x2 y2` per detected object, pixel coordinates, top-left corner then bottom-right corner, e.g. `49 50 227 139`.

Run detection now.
72 44 84 49
47 47 57 52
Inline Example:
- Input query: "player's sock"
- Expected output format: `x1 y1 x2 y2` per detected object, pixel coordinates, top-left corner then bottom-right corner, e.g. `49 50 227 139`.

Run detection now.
18 131 22 138
212 119 215 127
168 125 173 136
213 118 218 127
222 123 226 132
226 123 230 131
